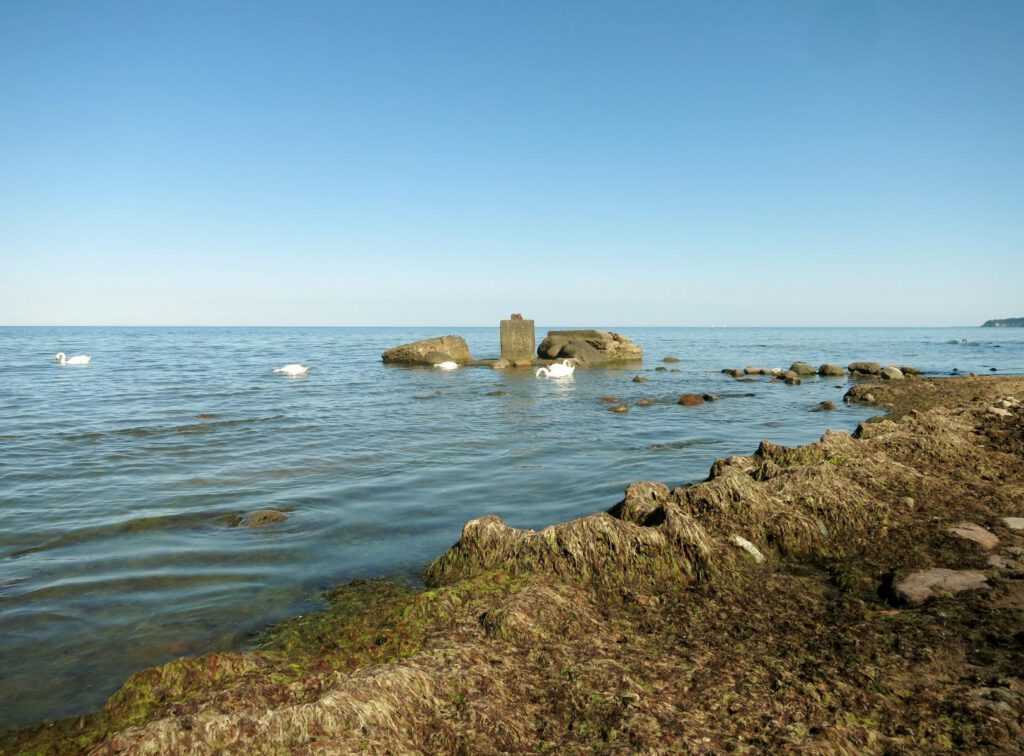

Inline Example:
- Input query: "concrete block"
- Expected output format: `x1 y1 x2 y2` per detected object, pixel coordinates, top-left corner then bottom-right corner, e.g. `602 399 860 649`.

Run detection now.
500 318 535 363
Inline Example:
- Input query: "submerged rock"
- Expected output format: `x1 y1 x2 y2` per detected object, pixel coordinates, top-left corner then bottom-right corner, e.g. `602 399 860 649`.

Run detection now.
632 375 649 383
382 335 473 366
537 330 642 365
607 403 630 413
243 509 288 528
636 398 654 407
662 356 681 363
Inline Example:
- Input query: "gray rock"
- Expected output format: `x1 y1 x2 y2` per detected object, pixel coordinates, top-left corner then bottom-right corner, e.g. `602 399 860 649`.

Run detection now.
382 335 473 366
818 363 846 377
880 366 905 381
893 568 989 605
729 535 766 564
848 361 882 375
537 330 643 365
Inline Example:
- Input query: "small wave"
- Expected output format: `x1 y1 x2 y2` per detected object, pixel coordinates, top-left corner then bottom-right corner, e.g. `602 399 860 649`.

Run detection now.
649 439 721 452
8 511 236 559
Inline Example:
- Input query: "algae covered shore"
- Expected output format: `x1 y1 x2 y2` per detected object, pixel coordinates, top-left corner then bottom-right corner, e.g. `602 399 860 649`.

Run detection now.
4 376 1024 754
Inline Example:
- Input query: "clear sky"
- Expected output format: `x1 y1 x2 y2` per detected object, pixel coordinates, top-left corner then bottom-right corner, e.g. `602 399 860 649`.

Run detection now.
1 1 1021 326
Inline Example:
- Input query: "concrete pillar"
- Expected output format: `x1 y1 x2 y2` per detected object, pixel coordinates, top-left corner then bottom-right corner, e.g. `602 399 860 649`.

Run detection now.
500 316 535 364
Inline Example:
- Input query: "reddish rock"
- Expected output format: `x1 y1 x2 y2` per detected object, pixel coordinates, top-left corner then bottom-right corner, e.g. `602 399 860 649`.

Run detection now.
948 522 1000 550
678 394 705 406
893 568 989 605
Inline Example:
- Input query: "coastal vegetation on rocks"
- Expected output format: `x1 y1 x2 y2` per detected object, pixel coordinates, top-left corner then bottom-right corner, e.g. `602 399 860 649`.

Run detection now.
982 317 1024 327
4 376 1024 753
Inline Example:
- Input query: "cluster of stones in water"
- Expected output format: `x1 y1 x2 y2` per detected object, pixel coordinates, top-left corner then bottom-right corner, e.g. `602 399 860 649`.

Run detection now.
721 361 921 386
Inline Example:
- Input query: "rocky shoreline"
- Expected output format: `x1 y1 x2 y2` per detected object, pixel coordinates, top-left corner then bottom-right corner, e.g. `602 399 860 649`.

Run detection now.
4 376 1024 753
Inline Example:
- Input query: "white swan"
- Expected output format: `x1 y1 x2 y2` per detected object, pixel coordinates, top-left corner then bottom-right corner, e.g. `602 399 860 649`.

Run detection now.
434 361 459 370
55 352 91 365
535 359 575 378
273 364 309 376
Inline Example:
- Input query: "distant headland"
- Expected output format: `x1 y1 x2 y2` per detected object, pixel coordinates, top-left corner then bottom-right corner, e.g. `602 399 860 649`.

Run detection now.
981 317 1024 327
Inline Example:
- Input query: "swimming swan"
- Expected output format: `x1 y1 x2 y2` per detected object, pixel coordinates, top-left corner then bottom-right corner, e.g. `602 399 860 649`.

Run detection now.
55 352 91 365
273 364 309 376
535 359 575 378
434 361 459 370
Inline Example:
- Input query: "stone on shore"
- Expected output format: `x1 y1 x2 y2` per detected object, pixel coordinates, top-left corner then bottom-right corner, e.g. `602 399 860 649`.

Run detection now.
893 568 989 605
947 522 1000 550
382 335 473 366
789 362 817 376
848 361 882 375
537 330 643 365
729 535 766 564
818 363 845 377
880 366 905 381
1002 517 1024 530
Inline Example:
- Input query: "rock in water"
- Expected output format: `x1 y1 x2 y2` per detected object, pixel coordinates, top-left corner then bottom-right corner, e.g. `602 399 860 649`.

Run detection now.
848 361 881 375
880 366 905 381
818 363 845 377
382 336 473 366
678 394 705 406
789 362 817 376
536 330 643 365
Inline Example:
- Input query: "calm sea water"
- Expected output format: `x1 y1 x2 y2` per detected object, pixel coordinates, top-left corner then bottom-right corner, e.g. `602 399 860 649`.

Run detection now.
1 326 1022 727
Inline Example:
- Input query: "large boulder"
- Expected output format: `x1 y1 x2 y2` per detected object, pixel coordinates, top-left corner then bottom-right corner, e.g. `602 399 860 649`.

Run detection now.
789 362 817 376
818 363 846 377
537 330 643 365
382 335 473 365
879 366 905 381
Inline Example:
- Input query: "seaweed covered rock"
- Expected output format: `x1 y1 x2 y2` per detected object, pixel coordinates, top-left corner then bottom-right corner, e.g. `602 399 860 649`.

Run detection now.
382 336 473 365
537 330 642 365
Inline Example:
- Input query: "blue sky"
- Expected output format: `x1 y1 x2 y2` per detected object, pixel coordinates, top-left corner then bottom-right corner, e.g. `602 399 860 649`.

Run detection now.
1 1 1021 326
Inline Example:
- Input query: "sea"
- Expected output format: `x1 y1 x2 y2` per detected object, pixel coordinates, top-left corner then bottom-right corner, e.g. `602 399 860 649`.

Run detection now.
1 326 1022 728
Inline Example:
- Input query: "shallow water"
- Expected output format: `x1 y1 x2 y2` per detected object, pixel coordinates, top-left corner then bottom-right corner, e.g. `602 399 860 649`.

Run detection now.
1 325 1022 727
